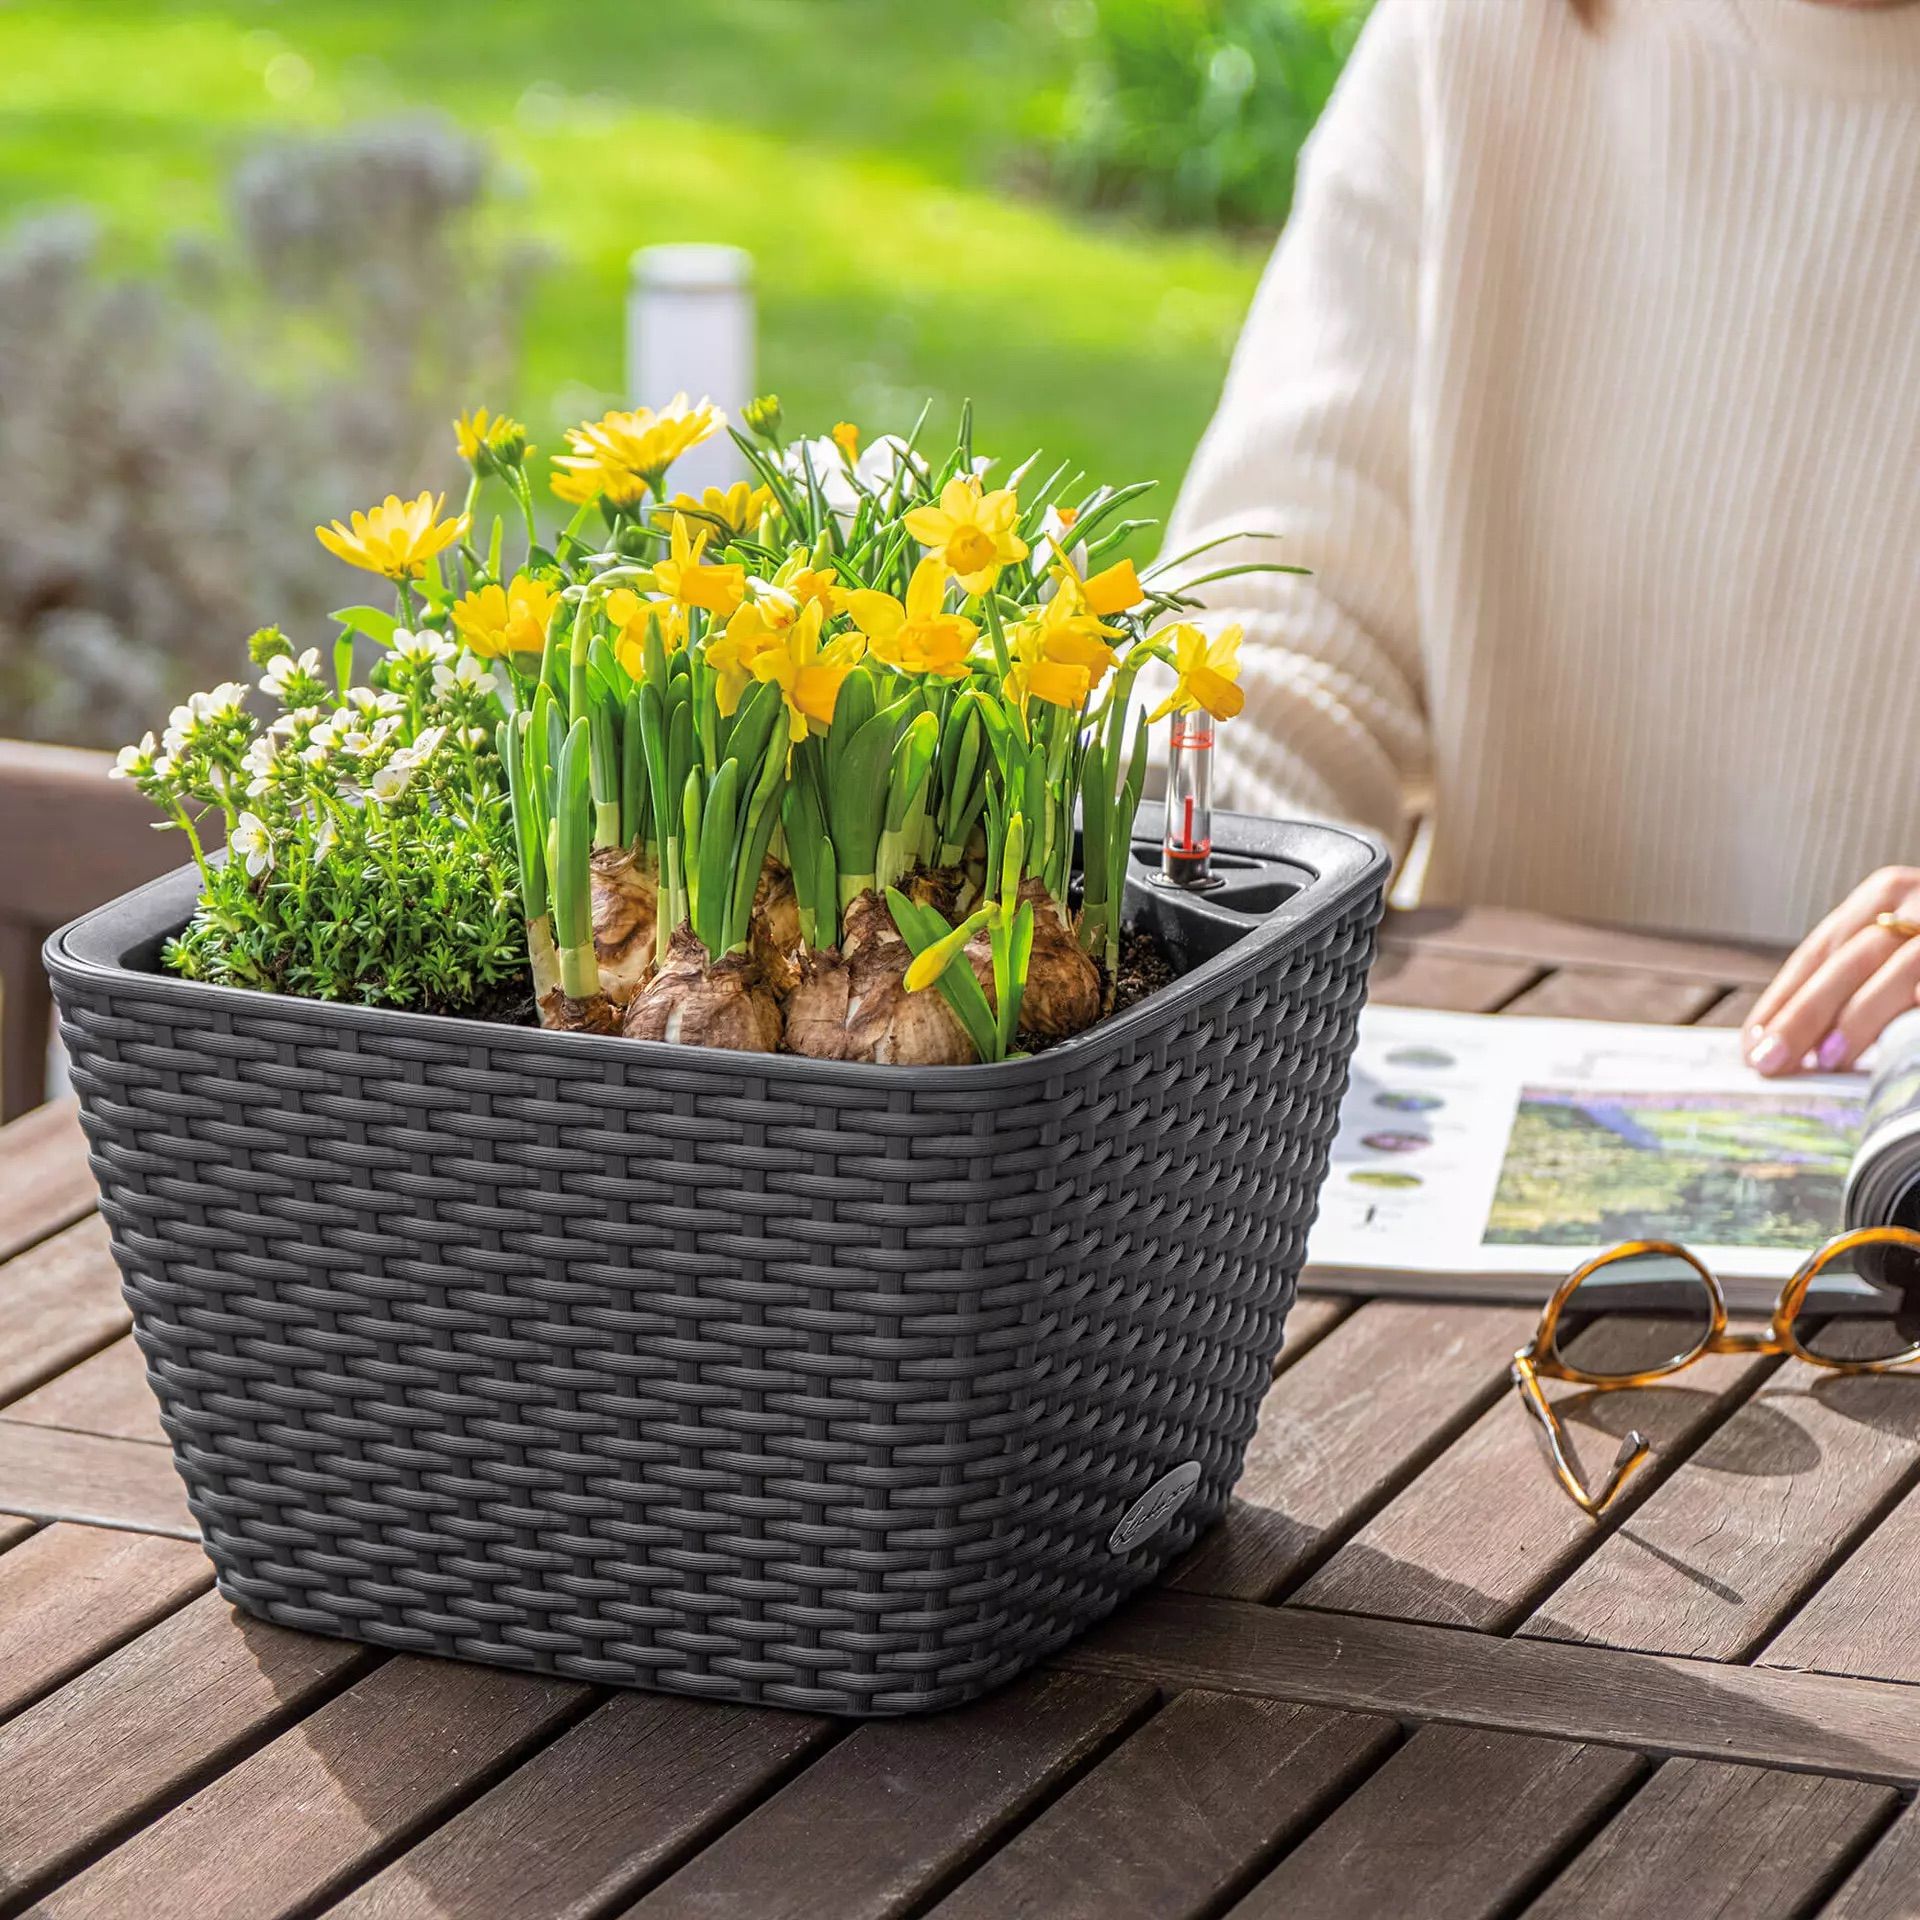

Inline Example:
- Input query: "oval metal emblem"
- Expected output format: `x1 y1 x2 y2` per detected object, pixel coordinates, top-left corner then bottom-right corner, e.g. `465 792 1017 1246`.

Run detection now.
1108 1461 1203 1554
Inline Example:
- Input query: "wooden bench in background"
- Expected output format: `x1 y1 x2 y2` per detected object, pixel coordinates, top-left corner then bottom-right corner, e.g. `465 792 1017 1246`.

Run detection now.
0 738 209 1124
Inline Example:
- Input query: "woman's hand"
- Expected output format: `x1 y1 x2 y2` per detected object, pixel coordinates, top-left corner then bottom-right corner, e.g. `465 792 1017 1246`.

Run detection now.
1747 868 1920 1075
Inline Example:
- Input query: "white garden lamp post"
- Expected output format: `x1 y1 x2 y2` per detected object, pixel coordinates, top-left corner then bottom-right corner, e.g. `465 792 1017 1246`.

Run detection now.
626 244 754 496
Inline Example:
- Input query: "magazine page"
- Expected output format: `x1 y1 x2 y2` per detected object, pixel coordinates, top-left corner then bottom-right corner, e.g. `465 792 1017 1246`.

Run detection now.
1306 1006 1867 1299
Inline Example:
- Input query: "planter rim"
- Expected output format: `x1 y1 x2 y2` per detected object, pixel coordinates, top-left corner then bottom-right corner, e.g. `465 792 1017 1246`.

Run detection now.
46 804 1389 1094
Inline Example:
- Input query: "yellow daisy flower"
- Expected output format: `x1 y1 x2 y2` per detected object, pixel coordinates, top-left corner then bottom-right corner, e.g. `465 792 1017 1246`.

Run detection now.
652 480 773 542
316 492 470 581
902 475 1029 595
550 394 725 503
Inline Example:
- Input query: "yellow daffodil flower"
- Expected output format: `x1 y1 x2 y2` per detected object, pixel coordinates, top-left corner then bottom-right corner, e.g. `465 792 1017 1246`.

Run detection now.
652 480 773 542
1147 623 1246 722
1081 557 1145 617
902 475 1029 595
648 512 747 618
704 601 785 717
604 589 687 677
773 552 840 616
1031 578 1121 691
842 556 977 679
749 600 865 743
550 394 725 503
316 492 470 580
831 420 861 465
450 575 560 658
1003 615 1093 715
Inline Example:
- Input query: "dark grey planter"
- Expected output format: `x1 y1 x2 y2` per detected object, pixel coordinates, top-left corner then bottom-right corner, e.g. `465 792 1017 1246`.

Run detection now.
44 805 1386 1715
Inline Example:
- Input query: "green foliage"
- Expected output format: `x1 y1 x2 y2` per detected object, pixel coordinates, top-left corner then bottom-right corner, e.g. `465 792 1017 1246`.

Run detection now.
125 630 526 1011
1038 0 1372 231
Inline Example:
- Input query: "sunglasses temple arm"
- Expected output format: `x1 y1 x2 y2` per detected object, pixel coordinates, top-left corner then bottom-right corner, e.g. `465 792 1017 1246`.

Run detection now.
1512 1355 1653 1516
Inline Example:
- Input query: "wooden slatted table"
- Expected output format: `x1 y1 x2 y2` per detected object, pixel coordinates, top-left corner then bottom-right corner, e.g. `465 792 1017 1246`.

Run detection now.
5 906 1919 1920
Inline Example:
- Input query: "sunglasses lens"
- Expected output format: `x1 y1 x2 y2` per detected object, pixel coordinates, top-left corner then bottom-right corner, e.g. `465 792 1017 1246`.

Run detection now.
1553 1251 1715 1379
1792 1236 1920 1365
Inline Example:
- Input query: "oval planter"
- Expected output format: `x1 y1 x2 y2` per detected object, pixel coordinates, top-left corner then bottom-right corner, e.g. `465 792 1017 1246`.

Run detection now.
44 804 1386 1715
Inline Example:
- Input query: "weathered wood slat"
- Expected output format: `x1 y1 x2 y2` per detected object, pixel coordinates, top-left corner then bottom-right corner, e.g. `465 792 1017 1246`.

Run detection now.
0 1098 96 1265
0 1419 195 1537
35 1659 586 1920
1273 1295 1349 1372
1822 1799 1920 1920
1524 1758 1895 1920
2 1336 166 1446
1382 907 1782 986
326 1693 833 1920
0 1590 373 1908
0 1523 210 1720
1226 1724 1642 1920
1295 1319 1769 1631
0 1517 32 1554
625 1670 1153 1920
1522 1363 1920 1660
1174 1300 1538 1601
1499 966 1726 1024
1758 1475 1920 1684
0 1217 126 1408
928 1693 1396 1920
1056 1591 1920 1786
1367 947 1539 1013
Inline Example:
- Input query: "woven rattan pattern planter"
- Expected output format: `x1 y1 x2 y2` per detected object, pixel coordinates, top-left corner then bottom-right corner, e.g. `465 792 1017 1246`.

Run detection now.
47 807 1386 1715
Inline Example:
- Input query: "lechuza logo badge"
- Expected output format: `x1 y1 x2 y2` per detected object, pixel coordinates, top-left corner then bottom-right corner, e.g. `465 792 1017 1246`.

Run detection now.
1108 1461 1204 1554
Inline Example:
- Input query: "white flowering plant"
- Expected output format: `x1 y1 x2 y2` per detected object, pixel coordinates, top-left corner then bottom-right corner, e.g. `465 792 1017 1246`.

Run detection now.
114 623 524 1009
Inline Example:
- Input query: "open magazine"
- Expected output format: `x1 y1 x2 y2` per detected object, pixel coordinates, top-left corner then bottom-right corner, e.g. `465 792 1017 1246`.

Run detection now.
1305 1005 1920 1311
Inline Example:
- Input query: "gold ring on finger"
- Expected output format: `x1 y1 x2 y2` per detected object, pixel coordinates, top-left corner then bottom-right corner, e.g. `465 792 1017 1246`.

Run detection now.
1876 913 1920 940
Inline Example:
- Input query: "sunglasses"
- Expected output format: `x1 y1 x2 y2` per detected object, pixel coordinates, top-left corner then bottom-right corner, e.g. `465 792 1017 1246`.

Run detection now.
1512 1226 1920 1515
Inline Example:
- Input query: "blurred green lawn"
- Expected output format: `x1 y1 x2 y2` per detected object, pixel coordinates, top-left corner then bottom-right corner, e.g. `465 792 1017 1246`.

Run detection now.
0 0 1272 527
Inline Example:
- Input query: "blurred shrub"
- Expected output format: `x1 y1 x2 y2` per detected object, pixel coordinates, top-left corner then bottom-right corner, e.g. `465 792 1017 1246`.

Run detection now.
0 116 538 749
1038 0 1371 232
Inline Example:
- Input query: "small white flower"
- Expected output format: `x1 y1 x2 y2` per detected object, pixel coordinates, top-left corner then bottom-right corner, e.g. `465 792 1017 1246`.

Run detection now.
410 724 448 761
204 680 250 718
345 686 406 716
368 761 418 804
241 737 279 778
258 648 322 701
431 653 500 698
269 705 321 738
462 726 490 749
231 811 274 878
1031 507 1089 587
389 628 457 666
111 732 158 779
311 814 338 863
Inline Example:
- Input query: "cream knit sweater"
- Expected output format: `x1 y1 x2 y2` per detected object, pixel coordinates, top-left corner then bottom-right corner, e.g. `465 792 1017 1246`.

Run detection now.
1166 0 1920 943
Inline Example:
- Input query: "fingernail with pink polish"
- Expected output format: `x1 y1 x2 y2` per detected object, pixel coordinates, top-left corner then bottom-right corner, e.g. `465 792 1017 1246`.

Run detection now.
1816 1030 1850 1071
1749 1034 1790 1074
1745 1024 1766 1049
